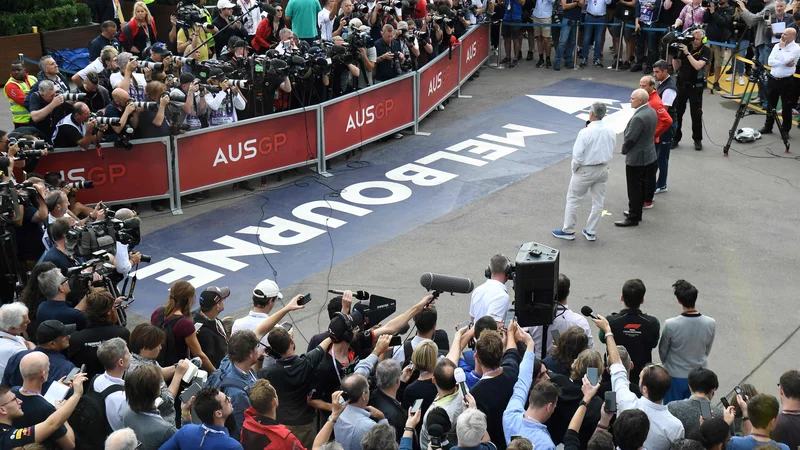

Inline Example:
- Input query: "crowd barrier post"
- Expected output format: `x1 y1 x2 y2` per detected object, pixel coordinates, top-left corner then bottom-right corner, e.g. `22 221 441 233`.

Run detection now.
168 135 181 215
171 107 319 210
413 69 431 136
316 105 331 177
32 137 173 207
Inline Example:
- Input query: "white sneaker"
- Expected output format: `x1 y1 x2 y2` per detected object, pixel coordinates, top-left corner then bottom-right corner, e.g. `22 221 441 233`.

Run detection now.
726 75 733 81
738 75 745 86
437 104 445 111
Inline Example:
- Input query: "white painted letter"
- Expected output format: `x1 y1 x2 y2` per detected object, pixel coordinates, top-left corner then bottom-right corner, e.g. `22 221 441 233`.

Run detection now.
447 139 517 161
292 201 372 229
416 151 487 167
181 235 277 271
340 181 412 206
131 257 224 288
237 217 326 246
386 163 457 187
477 124 555 147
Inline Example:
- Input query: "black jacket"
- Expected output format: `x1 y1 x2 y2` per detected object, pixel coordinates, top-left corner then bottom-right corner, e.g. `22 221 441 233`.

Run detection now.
68 323 130 378
546 374 603 449
703 4 735 42
258 345 327 426
369 388 406 442
599 308 660 382
193 310 228 369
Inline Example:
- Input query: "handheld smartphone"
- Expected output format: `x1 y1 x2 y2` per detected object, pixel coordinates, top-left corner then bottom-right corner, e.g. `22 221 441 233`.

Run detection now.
734 386 744 398
503 308 515 329
700 400 713 420
389 335 402 347
65 364 85 383
511 435 523 442
720 397 731 409
550 329 561 343
180 382 202 403
604 391 617 413
407 363 415 372
281 322 293 332
587 367 599 386
338 391 351 405
411 398 424 414
430 436 442 448
298 293 312 306
194 323 203 333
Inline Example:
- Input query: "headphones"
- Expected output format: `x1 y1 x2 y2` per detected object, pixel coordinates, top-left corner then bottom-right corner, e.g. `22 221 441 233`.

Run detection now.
328 312 355 343
484 255 514 279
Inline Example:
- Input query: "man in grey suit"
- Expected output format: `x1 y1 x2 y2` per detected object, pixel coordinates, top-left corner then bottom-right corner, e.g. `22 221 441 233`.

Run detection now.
616 89 658 227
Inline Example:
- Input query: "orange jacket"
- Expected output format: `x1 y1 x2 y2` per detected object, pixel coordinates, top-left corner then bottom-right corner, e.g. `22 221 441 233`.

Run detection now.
648 90 673 143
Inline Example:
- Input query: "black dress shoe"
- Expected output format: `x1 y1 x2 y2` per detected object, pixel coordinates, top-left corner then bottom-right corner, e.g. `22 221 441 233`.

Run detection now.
615 218 639 227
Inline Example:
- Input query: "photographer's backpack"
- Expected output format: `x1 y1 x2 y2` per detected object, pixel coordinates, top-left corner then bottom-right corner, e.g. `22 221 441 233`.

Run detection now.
68 374 124 450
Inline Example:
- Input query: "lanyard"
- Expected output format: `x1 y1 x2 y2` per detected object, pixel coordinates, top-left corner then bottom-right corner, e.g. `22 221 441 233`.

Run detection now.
329 347 352 385
199 424 226 447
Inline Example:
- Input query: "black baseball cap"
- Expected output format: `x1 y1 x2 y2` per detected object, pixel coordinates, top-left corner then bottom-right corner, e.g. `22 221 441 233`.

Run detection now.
179 72 196 85
37 320 76 344
199 286 231 308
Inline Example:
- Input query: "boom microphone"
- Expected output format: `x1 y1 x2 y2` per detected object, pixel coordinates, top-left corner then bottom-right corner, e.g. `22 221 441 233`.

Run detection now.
420 273 474 294
580 306 600 320
327 289 370 301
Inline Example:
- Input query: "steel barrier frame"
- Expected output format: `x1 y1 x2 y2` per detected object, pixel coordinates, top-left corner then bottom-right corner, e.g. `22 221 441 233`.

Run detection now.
457 24 491 98
416 46 463 123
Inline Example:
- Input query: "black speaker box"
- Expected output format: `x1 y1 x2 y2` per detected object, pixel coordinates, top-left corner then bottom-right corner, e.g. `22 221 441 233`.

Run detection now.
513 242 560 328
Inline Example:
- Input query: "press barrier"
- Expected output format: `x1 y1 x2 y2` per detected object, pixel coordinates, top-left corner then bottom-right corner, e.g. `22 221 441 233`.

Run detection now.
34 24 492 214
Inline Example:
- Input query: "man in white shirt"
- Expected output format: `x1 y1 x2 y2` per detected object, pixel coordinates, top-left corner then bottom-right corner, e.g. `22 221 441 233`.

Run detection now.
0 302 33 376
319 0 341 41
110 52 147 102
469 254 512 325
581 0 612 67
553 102 616 242
527 274 594 356
231 278 282 349
593 315 685 450
761 27 800 135
237 0 263 38
93 337 130 431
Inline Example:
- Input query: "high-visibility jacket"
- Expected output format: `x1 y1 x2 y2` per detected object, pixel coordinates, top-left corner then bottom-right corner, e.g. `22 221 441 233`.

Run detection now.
4 75 37 124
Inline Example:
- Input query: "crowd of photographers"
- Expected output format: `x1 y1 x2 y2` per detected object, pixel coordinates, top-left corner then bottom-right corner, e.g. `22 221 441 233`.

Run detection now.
0 254 794 450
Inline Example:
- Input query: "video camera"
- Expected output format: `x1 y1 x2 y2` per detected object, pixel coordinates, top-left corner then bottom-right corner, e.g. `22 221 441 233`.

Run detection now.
176 4 211 28
664 26 699 58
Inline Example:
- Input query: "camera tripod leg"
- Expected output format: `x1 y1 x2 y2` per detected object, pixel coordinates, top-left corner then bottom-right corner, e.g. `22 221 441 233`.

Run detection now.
771 110 792 153
724 76 759 156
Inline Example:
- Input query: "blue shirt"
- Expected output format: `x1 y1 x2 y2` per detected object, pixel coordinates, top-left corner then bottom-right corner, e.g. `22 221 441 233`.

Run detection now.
458 356 483 389
502 351 557 449
36 300 87 331
504 0 524 21
452 444 499 450
2 347 75 391
334 405 389 450
729 436 790 450
158 423 243 450
207 357 257 440
533 0 555 19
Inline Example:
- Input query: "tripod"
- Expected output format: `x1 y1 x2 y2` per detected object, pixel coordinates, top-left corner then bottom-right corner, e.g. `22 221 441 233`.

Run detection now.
723 64 790 156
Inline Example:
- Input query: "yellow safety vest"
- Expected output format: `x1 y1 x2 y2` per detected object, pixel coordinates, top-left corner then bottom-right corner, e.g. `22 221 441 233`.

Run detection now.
4 75 37 124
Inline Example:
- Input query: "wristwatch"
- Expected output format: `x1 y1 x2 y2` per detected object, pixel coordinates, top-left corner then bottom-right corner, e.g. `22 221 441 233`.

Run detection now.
579 399 589 408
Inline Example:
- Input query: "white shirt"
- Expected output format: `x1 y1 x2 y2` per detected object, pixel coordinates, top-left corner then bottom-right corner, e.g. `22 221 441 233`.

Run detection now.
318 8 334 41
115 241 131 275
585 0 612 16
238 0 262 36
611 363 685 450
572 120 616 172
77 59 105 80
232 310 270 348
659 78 677 107
768 41 800 78
0 331 27 376
110 72 147 102
469 279 510 322
390 335 426 364
94 372 126 432
275 40 298 55
527 304 595 357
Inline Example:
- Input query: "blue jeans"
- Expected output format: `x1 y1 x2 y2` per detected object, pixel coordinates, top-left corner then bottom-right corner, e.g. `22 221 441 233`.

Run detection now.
656 121 676 189
582 15 605 61
730 37 750 74
635 27 660 67
555 20 578 67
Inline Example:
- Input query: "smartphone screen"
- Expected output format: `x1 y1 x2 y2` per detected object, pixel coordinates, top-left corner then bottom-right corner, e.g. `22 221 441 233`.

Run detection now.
720 397 731 409
700 400 713 420
411 398 424 414
550 329 561 343
194 323 203 333
587 367 599 386
298 293 312 306
604 391 617 412
734 386 744 397
338 391 351 405
65 367 80 384
389 335 402 347
180 383 202 403
281 322 293 332
503 309 515 329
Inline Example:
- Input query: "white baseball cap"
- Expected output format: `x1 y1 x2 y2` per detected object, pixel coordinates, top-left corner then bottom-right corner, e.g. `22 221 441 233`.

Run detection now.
217 0 236 9
253 279 282 300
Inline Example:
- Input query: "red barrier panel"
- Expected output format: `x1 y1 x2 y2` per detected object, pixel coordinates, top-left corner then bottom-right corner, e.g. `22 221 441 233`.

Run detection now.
34 139 171 205
459 24 490 83
322 74 415 157
418 47 461 120
175 109 318 193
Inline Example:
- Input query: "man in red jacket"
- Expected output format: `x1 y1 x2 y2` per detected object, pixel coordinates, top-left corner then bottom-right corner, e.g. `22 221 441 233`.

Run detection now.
639 75 673 208
240 379 306 450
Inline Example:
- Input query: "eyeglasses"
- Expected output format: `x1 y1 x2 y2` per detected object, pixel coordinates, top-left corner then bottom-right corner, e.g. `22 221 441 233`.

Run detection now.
0 396 18 408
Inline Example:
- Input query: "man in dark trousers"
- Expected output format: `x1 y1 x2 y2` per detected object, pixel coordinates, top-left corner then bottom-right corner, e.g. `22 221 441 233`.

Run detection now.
616 88 657 227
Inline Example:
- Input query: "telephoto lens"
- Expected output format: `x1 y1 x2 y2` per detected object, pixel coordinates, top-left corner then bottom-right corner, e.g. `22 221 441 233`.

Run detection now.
139 254 152 263
67 180 94 189
227 79 248 88
94 116 121 126
128 101 159 111
62 93 87 101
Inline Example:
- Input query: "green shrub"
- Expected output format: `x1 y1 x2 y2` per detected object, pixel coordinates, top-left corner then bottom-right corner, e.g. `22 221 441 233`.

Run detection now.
0 0 91 36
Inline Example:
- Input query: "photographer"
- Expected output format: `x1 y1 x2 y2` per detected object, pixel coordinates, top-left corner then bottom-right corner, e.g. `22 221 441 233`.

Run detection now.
41 217 76 275
43 172 95 220
703 0 735 90
204 69 247 126
330 36 362 96
111 52 148 102
407 20 434 69
145 42 174 83
52 102 106 149
374 24 404 82
76 72 111 113
103 88 140 141
172 73 206 130
320 0 343 41
396 21 419 67
369 2 401 40
13 178 48 275
139 81 172 138
214 0 249 57
332 0 356 39
29 81 73 143
671 28 709 151
632 0 662 73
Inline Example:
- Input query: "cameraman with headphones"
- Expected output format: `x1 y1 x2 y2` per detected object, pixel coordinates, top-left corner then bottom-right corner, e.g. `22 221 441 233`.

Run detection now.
470 254 512 326
671 28 709 151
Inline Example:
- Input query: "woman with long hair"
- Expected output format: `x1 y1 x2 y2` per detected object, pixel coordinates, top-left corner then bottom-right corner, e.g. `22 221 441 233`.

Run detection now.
251 3 287 52
119 1 158 57
150 280 215 372
19 262 57 340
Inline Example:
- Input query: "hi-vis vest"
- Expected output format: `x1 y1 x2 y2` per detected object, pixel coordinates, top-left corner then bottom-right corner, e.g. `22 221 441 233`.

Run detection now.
5 75 37 124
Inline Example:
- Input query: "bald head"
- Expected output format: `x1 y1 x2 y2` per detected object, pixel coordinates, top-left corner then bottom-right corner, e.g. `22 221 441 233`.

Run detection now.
639 76 656 93
631 89 649 108
105 428 138 450
20 351 49 379
111 88 131 106
115 208 135 220
783 27 797 44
